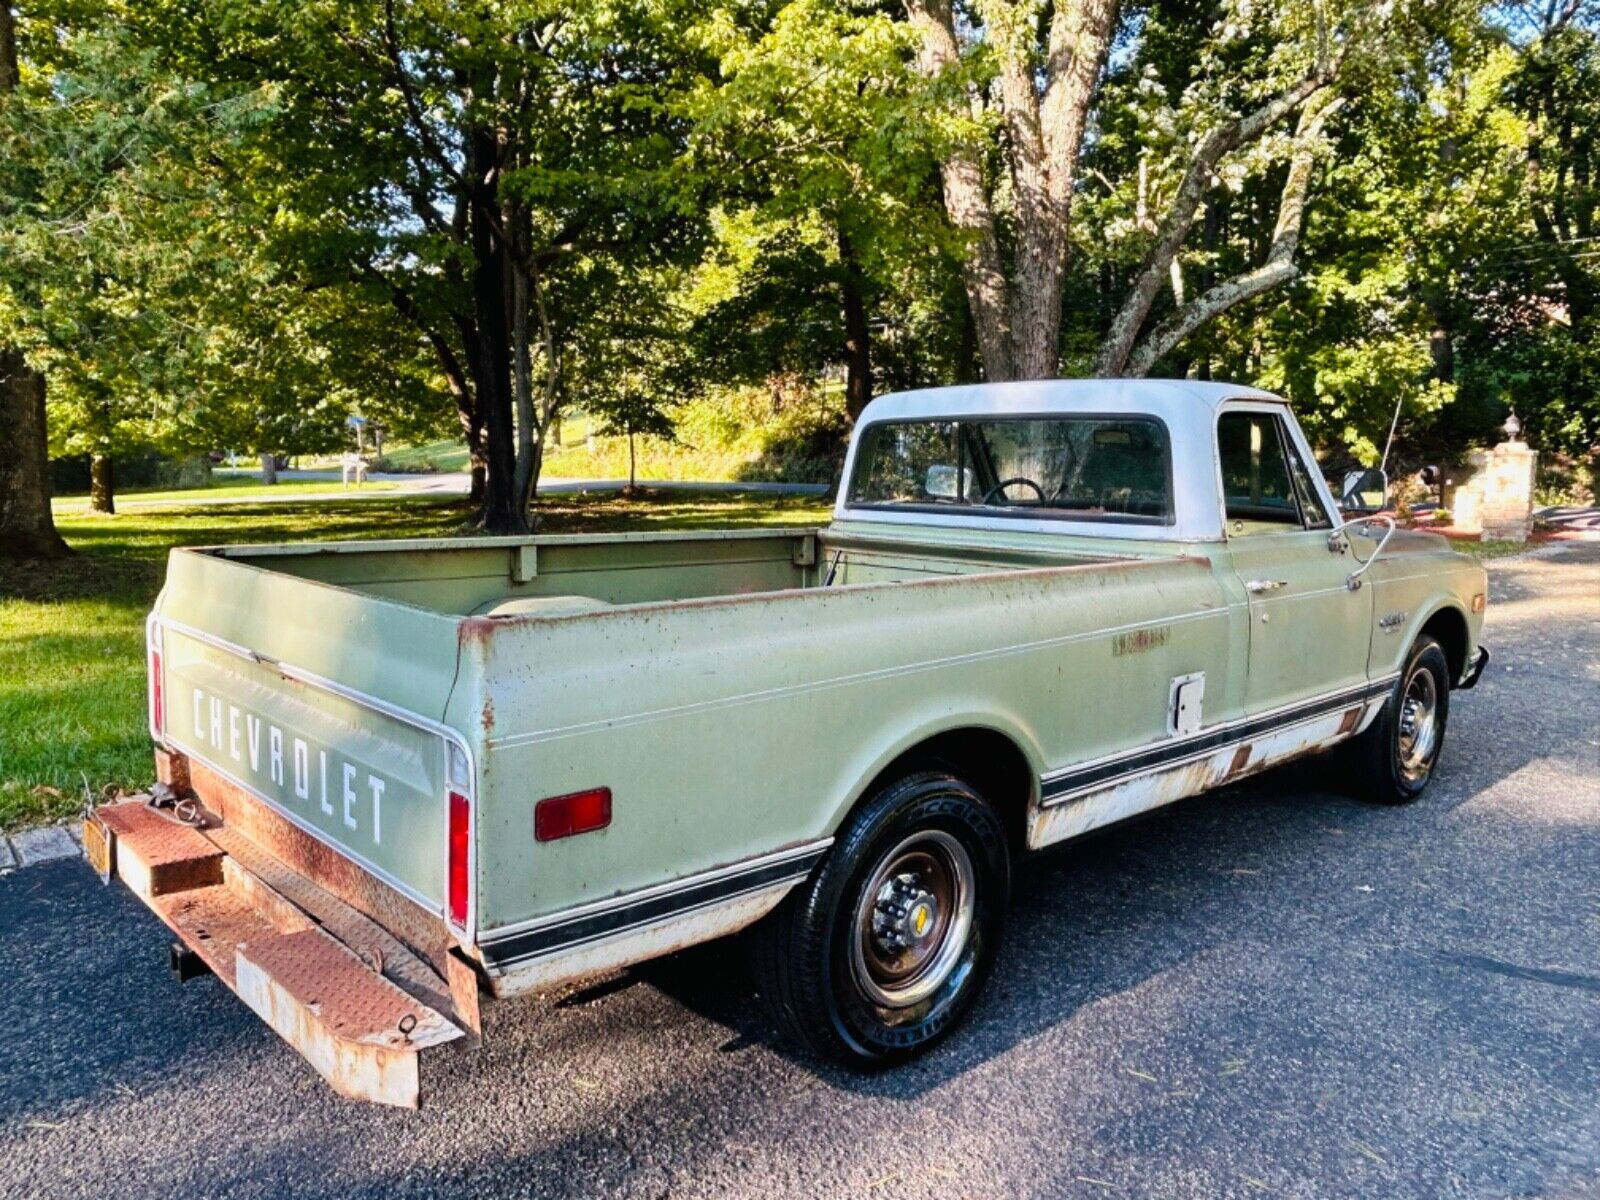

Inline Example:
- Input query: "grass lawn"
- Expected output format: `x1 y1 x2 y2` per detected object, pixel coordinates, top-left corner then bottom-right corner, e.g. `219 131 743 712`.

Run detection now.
368 437 474 472
373 417 772 484
53 478 399 509
0 490 827 831
1454 539 1534 559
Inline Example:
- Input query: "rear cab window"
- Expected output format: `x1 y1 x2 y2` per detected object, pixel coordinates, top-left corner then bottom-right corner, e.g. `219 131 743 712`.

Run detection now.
849 415 1173 525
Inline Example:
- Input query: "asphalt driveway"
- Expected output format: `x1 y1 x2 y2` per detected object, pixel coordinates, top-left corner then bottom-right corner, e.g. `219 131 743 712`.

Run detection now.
2 545 1596 1200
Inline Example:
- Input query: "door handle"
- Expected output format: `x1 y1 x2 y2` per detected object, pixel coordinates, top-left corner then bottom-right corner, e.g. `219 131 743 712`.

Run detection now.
1245 579 1288 594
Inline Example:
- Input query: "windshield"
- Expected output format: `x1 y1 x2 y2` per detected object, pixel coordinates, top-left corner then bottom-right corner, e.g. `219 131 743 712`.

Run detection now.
848 416 1172 524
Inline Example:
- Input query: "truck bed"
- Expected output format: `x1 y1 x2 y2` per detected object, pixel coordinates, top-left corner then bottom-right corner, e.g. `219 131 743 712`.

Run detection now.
195 525 1131 616
149 525 1210 1003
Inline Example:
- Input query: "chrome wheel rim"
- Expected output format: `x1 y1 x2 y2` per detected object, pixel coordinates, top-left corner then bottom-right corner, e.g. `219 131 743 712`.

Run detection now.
1397 665 1440 782
850 830 975 1009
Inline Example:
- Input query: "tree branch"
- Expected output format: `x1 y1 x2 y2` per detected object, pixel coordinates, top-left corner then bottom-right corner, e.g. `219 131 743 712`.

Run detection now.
360 262 473 413
382 0 462 186
1095 71 1334 376
1040 0 1117 210
1122 95 1345 377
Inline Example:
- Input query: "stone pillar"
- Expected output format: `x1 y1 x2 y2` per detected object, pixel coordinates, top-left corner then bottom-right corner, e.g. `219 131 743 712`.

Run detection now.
1451 438 1537 542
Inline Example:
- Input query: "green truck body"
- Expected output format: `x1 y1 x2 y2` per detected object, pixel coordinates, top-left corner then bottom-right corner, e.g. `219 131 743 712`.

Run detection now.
106 380 1488 1102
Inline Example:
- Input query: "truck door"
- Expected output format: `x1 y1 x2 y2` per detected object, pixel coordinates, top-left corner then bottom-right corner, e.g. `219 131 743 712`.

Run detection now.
1217 406 1373 712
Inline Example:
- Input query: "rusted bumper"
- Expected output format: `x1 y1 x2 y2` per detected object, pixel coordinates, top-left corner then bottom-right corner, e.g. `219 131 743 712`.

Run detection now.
86 799 466 1108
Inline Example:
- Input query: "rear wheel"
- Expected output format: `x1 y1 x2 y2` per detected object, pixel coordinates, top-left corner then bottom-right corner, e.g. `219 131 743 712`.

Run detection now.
749 772 1009 1066
1347 634 1451 804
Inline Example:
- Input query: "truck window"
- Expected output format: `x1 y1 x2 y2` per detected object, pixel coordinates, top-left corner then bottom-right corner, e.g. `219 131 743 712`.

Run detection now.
849 416 1171 523
1218 411 1304 535
1282 435 1332 529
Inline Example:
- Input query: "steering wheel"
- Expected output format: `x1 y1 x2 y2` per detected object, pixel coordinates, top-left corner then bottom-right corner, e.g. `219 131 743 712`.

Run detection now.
981 477 1045 506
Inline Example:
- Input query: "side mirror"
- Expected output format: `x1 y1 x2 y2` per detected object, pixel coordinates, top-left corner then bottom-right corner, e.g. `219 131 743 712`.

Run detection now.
924 464 969 501
1340 467 1388 514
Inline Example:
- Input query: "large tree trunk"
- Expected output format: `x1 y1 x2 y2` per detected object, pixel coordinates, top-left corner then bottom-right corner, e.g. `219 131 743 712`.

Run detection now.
838 226 873 422
0 5 69 559
0 351 69 558
259 452 277 485
464 111 526 535
89 452 115 514
904 0 1116 381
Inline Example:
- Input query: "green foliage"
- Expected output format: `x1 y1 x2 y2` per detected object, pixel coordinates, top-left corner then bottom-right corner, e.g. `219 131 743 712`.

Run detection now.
3 0 1595 496
683 0 970 393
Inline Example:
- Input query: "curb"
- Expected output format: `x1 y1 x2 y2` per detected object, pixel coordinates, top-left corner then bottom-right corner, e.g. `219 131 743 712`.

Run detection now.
0 822 83 873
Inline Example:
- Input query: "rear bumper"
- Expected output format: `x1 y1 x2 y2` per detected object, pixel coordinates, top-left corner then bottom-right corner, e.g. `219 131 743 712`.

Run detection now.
1457 645 1490 690
86 774 475 1108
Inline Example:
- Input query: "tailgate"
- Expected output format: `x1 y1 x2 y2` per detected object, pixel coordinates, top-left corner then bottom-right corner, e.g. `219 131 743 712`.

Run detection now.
153 617 470 917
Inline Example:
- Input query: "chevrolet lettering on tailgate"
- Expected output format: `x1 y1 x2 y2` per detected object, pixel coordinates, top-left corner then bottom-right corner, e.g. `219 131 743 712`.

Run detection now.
185 685 389 845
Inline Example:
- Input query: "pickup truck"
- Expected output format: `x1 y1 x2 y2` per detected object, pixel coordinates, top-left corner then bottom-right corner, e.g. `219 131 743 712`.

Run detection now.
87 380 1489 1106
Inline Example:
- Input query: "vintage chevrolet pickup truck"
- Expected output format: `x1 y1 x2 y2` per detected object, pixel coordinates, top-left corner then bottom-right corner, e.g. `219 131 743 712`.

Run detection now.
87 380 1488 1106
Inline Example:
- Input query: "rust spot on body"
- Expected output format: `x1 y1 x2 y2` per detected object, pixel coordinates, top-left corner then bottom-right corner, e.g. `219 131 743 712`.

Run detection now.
1227 744 1253 778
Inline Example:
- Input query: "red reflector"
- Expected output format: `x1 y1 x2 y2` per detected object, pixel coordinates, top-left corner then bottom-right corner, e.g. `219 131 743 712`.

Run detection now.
150 649 164 737
448 790 471 927
535 788 612 842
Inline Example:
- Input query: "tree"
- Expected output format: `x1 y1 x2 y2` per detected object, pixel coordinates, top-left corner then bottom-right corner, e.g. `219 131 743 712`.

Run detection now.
134 0 713 532
1492 0 1600 454
689 0 963 420
0 8 292 513
0 0 66 555
904 0 1399 381
1228 0 1600 460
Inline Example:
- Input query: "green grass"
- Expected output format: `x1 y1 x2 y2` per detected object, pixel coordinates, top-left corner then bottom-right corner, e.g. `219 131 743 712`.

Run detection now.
1453 538 1541 559
53 478 399 510
1 489 827 831
375 401 838 484
370 438 474 472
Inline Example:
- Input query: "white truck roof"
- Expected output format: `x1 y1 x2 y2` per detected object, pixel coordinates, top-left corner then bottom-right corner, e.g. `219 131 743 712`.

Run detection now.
835 379 1312 544
855 378 1282 422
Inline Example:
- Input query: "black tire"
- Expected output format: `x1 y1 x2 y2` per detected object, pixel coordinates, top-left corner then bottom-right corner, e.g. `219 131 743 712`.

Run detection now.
749 772 1009 1066
1347 634 1451 804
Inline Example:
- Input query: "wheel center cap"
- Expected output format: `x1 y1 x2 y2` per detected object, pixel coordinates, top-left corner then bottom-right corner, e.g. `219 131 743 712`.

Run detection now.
871 877 938 952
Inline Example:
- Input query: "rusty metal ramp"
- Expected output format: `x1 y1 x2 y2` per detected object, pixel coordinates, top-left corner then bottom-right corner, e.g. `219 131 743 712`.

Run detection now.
86 801 464 1108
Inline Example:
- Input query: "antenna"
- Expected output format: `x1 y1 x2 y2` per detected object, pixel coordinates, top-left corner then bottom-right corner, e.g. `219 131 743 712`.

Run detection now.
1379 391 1403 474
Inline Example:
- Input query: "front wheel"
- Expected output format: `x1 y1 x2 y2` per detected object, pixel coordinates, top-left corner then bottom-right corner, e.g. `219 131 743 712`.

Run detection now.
1347 634 1451 804
749 772 1009 1066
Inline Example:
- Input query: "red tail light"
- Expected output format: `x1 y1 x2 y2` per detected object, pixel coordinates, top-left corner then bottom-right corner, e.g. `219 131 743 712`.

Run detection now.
150 648 165 738
447 789 471 928
534 787 612 842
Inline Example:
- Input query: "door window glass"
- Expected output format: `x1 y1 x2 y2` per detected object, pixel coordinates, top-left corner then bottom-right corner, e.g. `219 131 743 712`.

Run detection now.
1282 433 1332 529
1218 412 1300 535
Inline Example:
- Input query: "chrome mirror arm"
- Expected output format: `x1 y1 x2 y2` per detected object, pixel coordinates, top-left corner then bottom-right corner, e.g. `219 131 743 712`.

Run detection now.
1337 514 1396 590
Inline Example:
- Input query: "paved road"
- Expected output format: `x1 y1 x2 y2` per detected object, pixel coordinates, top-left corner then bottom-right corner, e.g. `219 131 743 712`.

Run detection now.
3 546 1596 1199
